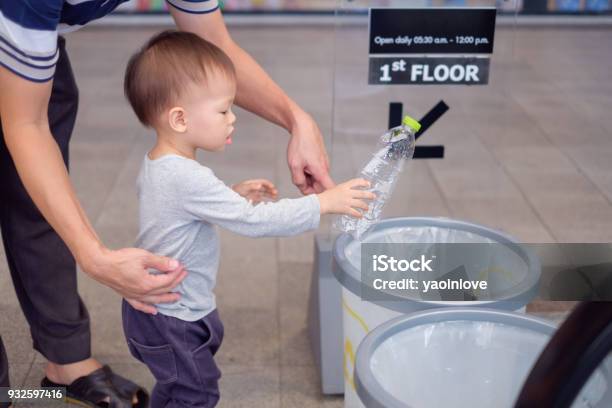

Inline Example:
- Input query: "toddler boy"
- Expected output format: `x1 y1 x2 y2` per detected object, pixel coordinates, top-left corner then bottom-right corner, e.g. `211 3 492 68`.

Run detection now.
121 30 373 407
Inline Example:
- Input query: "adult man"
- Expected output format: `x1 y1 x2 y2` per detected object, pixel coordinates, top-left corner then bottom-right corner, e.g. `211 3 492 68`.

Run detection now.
0 1 333 406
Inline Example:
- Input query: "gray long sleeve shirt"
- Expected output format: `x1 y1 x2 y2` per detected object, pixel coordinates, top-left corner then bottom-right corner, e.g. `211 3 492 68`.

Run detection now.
136 154 320 321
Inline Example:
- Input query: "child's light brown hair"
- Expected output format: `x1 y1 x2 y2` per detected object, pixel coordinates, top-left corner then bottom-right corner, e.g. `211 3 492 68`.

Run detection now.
124 30 236 127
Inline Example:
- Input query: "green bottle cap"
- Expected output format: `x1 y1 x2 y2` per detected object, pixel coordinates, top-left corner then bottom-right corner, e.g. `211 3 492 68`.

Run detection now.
402 115 421 132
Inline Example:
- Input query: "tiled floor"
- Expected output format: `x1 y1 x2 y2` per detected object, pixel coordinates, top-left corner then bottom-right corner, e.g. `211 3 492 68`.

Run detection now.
1 23 611 407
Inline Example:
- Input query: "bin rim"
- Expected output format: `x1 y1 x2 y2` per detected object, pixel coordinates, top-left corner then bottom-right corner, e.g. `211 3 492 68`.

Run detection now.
332 216 541 313
354 307 557 408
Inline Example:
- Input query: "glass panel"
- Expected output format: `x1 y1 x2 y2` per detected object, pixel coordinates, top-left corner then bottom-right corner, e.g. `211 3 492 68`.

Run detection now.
327 0 520 239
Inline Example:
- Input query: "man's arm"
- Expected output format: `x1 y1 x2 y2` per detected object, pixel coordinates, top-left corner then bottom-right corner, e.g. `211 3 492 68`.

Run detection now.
0 66 186 313
170 7 335 194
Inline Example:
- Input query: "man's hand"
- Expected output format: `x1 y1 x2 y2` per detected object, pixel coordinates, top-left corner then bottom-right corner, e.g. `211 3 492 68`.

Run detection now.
287 111 335 195
232 179 278 203
81 246 187 314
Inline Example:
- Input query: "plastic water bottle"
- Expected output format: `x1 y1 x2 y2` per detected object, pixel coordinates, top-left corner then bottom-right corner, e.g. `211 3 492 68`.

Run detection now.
334 115 421 239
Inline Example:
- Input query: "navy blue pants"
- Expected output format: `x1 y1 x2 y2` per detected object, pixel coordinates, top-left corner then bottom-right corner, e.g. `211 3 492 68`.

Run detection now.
122 300 224 408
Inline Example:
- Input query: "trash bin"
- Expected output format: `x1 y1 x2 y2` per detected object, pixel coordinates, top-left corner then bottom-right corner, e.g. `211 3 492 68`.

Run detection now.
354 308 612 408
332 217 540 406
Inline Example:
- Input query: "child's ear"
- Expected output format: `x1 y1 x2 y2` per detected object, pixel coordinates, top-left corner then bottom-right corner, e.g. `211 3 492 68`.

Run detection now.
168 107 187 133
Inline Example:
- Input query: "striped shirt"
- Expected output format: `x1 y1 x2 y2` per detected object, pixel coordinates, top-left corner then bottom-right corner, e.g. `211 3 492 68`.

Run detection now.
0 0 219 82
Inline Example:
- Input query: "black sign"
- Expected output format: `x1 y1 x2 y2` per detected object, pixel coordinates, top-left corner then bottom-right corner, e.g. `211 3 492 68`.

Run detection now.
369 8 496 55
369 57 490 85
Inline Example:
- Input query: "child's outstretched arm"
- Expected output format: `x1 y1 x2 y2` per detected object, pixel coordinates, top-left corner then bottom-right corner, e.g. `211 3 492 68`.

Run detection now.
180 165 373 238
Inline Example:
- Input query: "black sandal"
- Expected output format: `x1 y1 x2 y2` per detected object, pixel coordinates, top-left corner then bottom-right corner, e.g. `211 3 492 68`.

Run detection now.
41 365 149 408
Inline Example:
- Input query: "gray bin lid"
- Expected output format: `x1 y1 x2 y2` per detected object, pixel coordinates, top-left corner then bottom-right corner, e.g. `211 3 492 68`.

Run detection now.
333 217 541 313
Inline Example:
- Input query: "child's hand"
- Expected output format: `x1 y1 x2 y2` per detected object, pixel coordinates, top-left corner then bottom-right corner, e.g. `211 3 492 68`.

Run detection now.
232 179 278 204
317 178 376 217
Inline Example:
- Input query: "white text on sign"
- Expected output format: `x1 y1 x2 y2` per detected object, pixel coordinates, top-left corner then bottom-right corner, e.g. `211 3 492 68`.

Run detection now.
369 57 490 85
380 61 479 83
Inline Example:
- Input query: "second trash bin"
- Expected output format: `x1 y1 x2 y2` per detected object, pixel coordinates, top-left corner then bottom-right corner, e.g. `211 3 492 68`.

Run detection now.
332 217 541 407
354 308 612 408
